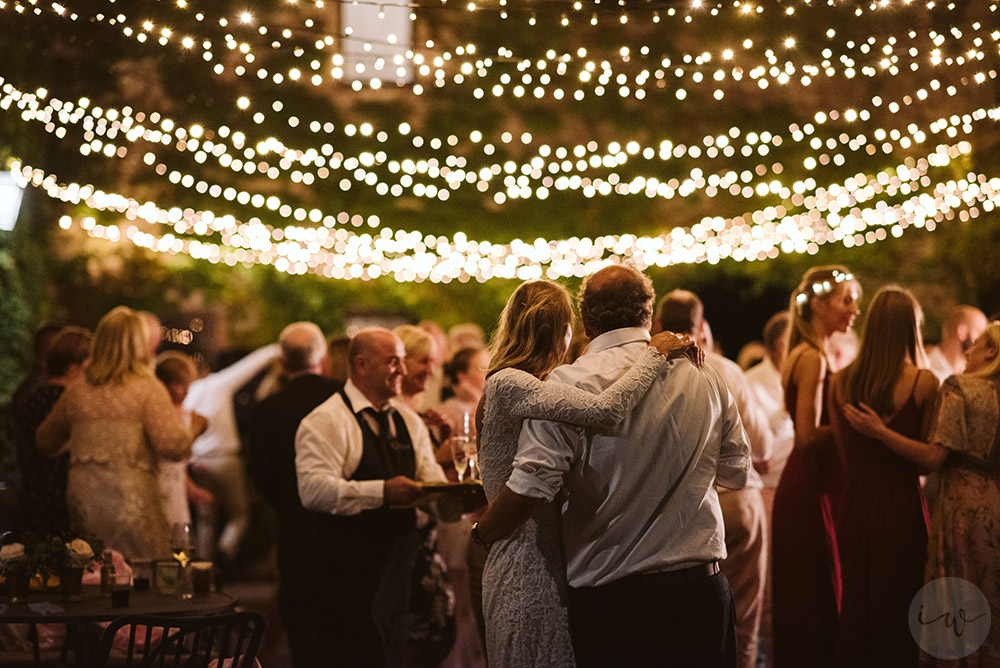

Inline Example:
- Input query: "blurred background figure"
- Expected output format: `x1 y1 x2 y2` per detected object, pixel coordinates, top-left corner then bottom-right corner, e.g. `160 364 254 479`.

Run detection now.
11 323 65 420
393 325 460 667
248 322 339 668
14 326 92 537
827 329 859 372
154 351 211 529
926 305 988 383
829 286 938 667
183 343 279 564
437 347 490 432
325 335 352 384
36 306 192 559
417 321 449 411
772 266 860 668
744 311 794 668
138 311 163 359
736 341 767 371
447 323 485 357
840 322 1000 666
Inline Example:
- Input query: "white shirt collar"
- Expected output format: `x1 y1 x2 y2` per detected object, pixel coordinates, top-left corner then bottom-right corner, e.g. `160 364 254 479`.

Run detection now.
344 379 378 414
585 327 651 355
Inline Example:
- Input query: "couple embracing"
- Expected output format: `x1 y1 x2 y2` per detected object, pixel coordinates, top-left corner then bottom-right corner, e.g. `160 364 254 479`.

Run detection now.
473 264 751 668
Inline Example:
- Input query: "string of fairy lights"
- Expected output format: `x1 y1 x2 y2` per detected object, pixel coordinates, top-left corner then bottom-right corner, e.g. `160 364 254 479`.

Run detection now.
3 0 997 97
3 68 996 216
9 138 992 282
2 0 999 281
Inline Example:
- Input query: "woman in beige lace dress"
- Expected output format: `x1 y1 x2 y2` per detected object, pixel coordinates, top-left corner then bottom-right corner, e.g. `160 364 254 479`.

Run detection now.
37 306 192 559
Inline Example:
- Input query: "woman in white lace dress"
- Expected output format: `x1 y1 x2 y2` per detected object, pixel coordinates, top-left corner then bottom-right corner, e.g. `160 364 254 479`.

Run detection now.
474 280 696 668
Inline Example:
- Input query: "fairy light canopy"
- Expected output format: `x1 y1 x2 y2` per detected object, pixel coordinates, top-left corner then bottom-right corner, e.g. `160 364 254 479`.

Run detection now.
0 0 998 282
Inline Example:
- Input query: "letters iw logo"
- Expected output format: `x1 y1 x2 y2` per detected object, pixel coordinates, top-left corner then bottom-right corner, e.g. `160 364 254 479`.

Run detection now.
909 577 991 660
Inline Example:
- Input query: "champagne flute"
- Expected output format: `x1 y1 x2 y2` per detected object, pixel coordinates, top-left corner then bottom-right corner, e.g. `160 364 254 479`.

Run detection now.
171 523 194 598
451 435 470 481
461 412 479 480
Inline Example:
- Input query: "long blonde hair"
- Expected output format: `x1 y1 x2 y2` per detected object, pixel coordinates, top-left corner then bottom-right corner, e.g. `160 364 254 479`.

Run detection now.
85 306 154 385
488 280 574 379
839 286 927 415
787 265 857 356
966 321 1000 380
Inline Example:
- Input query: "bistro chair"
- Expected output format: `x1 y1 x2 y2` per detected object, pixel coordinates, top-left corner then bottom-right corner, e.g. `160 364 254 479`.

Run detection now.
91 610 264 668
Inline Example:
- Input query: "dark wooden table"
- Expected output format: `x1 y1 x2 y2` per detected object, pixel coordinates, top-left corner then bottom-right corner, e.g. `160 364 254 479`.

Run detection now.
0 585 236 665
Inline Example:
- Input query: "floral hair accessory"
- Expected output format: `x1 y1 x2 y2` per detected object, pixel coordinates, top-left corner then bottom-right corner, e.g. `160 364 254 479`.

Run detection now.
795 270 854 310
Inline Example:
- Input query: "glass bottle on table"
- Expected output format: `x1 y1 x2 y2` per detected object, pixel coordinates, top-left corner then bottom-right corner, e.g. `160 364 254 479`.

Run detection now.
100 549 115 595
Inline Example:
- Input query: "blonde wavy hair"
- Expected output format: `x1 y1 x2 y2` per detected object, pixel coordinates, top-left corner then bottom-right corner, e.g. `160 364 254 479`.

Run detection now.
488 280 574 379
838 286 928 415
85 306 155 385
787 265 859 356
966 321 1000 379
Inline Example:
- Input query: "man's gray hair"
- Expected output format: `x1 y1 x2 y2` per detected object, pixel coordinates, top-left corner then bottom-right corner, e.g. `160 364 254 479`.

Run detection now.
279 322 326 373
579 265 655 335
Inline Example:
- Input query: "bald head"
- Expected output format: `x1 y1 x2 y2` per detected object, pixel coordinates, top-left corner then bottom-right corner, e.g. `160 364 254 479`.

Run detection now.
944 306 988 340
579 265 655 337
939 305 988 364
279 322 327 374
349 328 407 407
655 290 704 336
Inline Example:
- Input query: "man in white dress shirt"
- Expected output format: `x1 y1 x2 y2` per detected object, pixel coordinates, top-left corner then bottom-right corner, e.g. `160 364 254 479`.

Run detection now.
295 328 448 668
655 290 772 668
743 310 794 667
480 265 750 668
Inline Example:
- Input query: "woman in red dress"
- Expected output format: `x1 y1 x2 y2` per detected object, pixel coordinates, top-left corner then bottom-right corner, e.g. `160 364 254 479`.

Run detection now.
829 286 939 667
771 266 860 668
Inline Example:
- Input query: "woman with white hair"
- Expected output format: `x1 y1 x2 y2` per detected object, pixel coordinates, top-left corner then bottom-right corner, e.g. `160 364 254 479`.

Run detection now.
37 306 192 559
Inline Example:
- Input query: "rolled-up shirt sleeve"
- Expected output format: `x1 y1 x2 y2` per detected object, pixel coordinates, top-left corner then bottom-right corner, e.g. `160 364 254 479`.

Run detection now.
508 417 577 502
716 386 751 490
295 400 384 515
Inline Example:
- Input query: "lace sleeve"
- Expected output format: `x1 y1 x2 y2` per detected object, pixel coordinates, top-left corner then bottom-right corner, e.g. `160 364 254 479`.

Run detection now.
499 347 668 427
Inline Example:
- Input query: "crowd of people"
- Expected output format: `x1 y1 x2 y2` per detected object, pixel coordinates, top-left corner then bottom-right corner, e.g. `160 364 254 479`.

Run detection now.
5 261 1000 668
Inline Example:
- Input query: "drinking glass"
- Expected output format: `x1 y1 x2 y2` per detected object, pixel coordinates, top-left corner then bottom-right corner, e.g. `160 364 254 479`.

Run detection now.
171 523 194 598
451 435 471 481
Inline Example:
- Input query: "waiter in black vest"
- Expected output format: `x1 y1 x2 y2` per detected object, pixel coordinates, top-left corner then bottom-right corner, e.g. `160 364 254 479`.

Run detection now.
295 327 449 668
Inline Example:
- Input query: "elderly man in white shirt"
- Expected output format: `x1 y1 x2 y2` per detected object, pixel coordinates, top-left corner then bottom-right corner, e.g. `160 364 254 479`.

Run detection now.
743 310 794 667
476 265 750 668
295 327 448 668
655 290 772 668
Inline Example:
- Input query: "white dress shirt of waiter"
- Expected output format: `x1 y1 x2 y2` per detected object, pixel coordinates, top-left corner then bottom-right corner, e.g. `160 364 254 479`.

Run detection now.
509 265 751 668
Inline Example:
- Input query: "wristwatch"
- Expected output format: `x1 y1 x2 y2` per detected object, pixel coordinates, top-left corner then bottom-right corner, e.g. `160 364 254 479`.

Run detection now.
470 521 489 546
